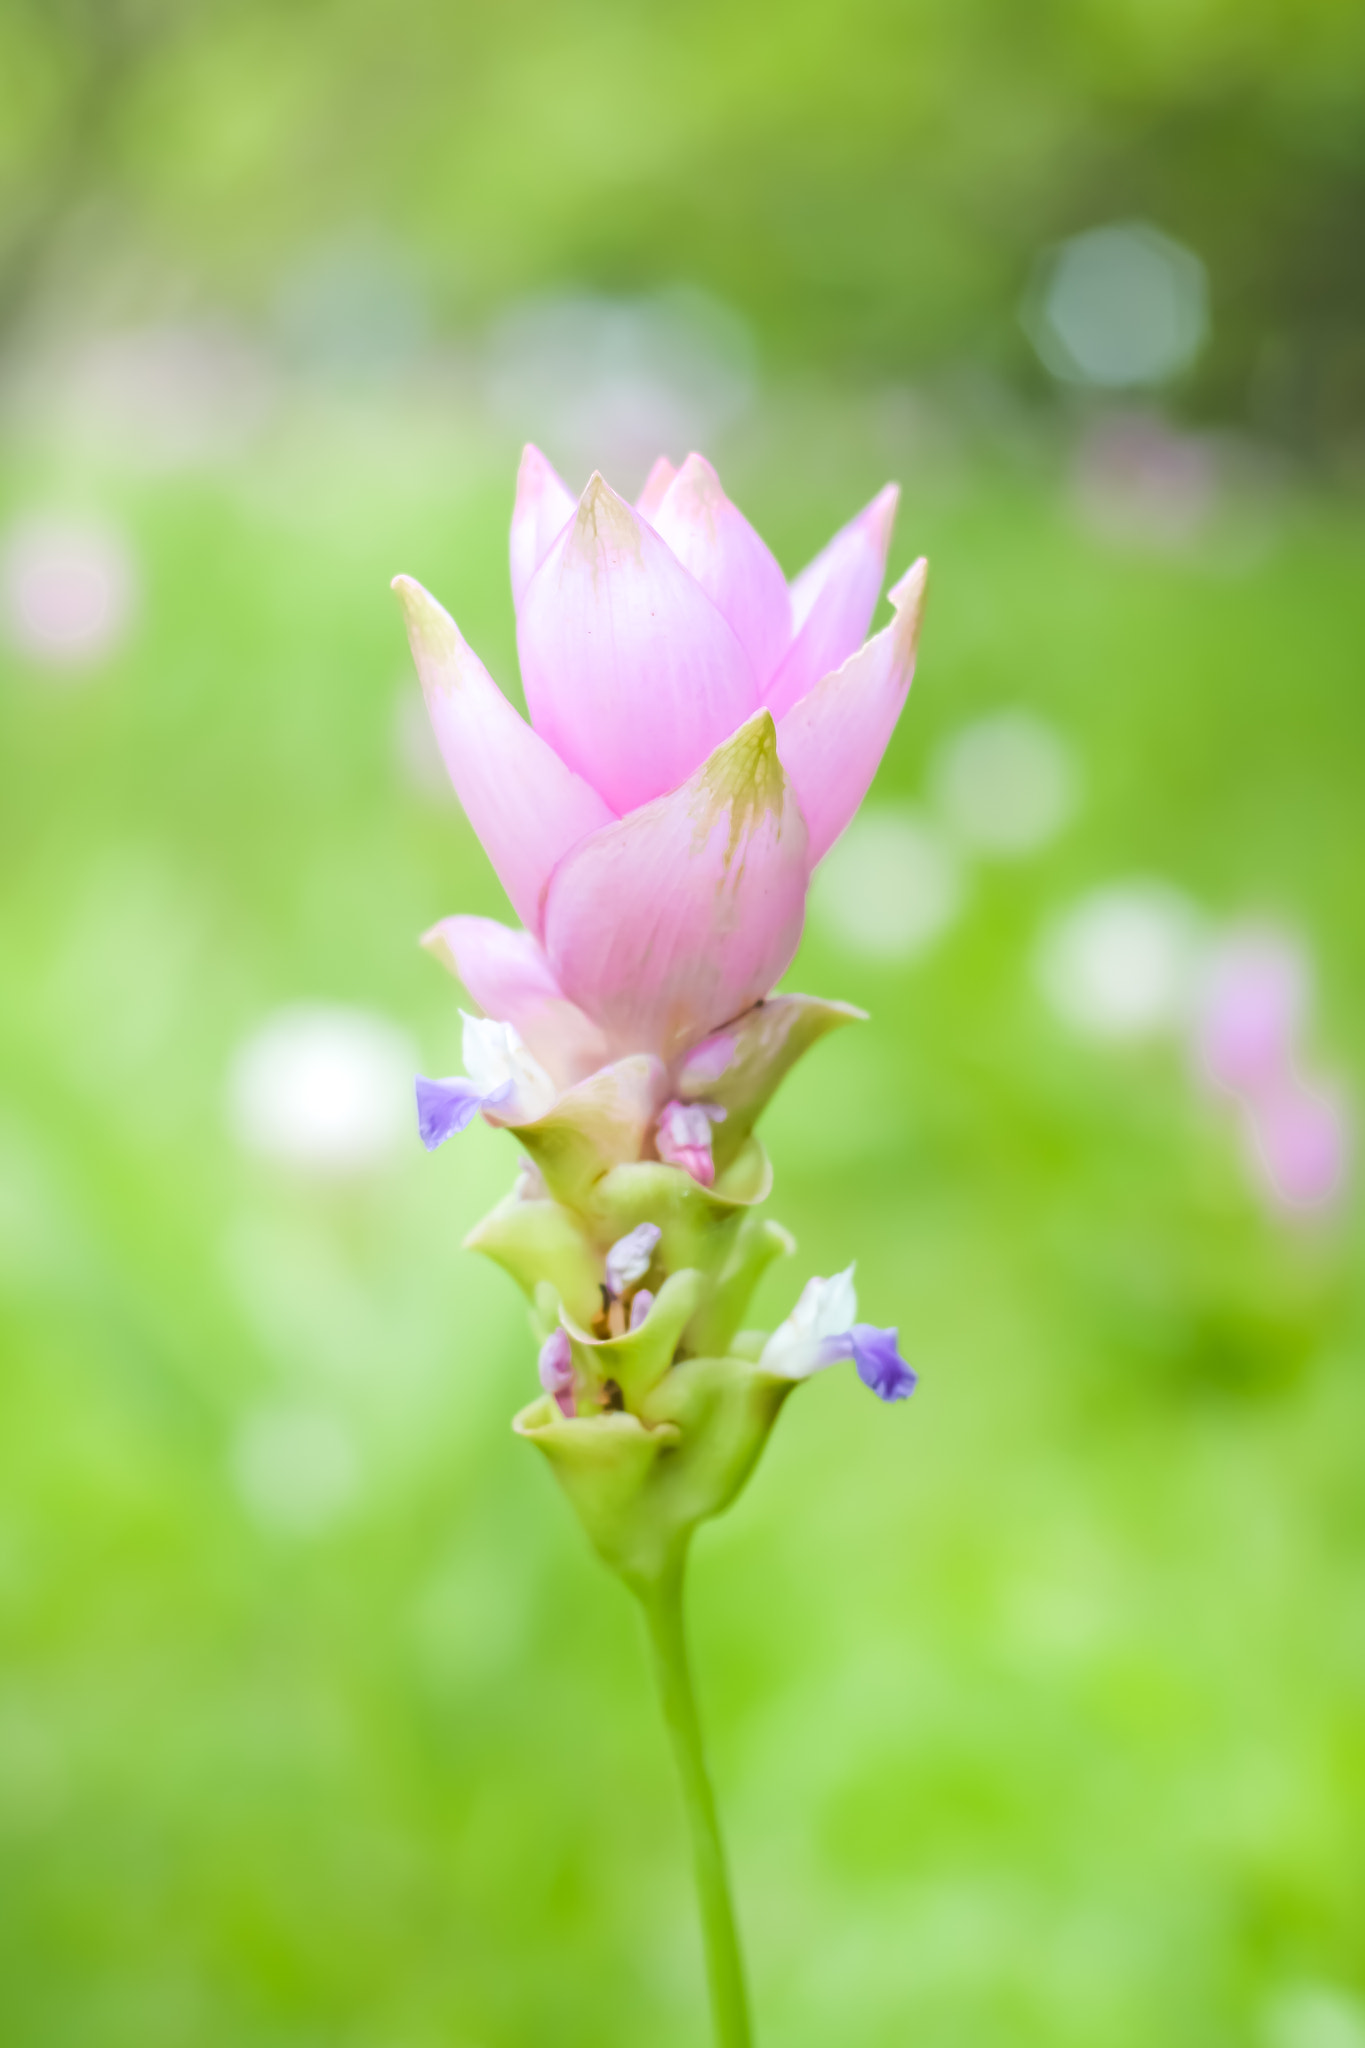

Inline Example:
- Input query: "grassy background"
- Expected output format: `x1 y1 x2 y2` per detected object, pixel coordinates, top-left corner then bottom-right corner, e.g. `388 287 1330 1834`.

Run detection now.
2 2 1365 2042
2 386 1362 2046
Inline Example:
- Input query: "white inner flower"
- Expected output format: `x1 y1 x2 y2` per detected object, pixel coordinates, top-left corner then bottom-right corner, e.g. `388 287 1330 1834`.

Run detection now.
460 1011 557 1121
761 1264 858 1379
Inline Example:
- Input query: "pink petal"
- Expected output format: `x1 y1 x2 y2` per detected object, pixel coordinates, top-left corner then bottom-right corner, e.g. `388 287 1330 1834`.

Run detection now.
516 473 759 816
509 444 577 610
543 709 809 1062
636 456 677 517
393 576 614 935
421 914 613 1088
776 557 927 865
765 484 900 720
649 453 792 690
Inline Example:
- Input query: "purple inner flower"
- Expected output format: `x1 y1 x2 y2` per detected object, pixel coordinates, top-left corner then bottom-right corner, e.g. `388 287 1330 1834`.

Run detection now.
415 1073 512 1151
605 1221 662 1296
849 1324 917 1403
538 1327 575 1416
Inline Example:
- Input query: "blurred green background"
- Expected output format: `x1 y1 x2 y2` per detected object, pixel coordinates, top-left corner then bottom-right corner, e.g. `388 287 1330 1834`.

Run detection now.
1 2 1363 2045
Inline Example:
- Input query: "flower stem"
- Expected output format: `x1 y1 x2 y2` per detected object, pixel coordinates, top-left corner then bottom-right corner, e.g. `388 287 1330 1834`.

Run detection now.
638 1555 753 2048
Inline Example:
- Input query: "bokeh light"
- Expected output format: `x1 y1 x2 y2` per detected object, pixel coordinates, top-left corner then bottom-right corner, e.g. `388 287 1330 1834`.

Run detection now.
1 515 137 668
227 1005 417 1174
1036 881 1204 1041
931 710 1080 857
811 808 965 960
1026 221 1209 389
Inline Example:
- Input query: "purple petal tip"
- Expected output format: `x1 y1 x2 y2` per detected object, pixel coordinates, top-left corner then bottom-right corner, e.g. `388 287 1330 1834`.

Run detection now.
850 1323 917 1403
416 1073 484 1151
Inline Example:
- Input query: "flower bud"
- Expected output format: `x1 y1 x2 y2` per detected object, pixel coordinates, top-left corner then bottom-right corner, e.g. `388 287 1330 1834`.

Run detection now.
655 1099 726 1186
538 1327 575 1416
605 1221 661 1296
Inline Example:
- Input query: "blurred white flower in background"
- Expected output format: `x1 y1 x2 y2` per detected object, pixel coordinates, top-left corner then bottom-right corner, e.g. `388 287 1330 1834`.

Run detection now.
1037 881 1205 1041
1 515 137 668
811 807 965 961
227 1004 416 1172
484 287 756 481
1025 221 1209 389
232 1403 361 1536
1262 1983 1365 2048
931 710 1080 857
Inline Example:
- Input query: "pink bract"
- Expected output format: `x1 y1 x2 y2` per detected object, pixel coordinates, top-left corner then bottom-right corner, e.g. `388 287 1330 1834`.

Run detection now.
395 448 926 1070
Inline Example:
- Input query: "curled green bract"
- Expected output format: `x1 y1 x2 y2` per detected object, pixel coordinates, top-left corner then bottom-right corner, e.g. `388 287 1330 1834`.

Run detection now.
457 995 859 1594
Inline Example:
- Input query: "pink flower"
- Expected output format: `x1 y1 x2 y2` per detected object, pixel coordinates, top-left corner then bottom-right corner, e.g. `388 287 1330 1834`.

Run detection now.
396 449 925 1079
655 1098 726 1186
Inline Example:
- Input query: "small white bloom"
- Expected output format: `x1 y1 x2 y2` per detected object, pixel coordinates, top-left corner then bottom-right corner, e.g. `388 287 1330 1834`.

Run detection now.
761 1264 858 1379
460 1011 557 1122
605 1222 661 1296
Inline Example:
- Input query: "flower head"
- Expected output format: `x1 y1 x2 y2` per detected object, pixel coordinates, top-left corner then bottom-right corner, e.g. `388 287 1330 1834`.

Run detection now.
405 453 927 1584
396 450 926 1074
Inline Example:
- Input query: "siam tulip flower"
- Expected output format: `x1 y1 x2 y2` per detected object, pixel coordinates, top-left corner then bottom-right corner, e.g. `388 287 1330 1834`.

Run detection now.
398 446 926 1087
396 449 928 2048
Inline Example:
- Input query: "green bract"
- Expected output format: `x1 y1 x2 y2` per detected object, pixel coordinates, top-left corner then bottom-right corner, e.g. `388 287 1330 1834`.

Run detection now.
461 995 863 1594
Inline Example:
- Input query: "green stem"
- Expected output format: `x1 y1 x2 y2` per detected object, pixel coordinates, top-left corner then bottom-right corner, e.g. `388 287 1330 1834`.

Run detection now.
638 1554 753 2048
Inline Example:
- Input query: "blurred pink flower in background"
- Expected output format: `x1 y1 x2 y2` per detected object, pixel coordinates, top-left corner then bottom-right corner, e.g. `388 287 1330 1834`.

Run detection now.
1246 1079 1350 1212
399 447 925 1082
1194 924 1351 1216
1196 927 1309 1098
1 515 137 669
1071 412 1218 550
